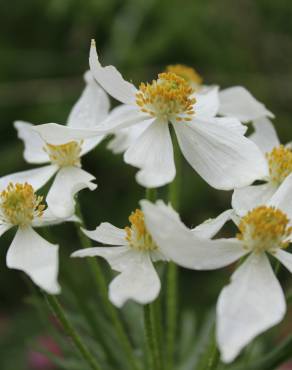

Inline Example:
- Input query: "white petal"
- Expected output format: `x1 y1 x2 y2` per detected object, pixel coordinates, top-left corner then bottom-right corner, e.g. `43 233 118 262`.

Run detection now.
217 253 286 363
174 118 268 190
268 173 292 220
14 121 50 164
0 165 58 192
274 249 292 273
141 200 247 269
47 166 97 218
191 209 234 239
72 246 129 271
218 86 274 122
67 70 110 129
194 86 219 118
33 123 102 146
124 120 175 188
72 245 161 306
249 117 280 154
232 182 277 216
32 208 80 228
107 120 152 154
0 223 12 237
109 252 160 307
82 222 126 245
89 39 137 105
98 104 151 134
210 117 247 135
6 227 60 294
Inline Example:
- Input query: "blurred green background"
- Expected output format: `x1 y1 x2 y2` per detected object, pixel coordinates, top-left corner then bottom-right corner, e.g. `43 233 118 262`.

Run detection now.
1 0 292 369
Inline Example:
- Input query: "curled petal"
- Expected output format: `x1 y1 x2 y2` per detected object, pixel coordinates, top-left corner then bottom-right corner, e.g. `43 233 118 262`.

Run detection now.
47 167 96 218
14 121 50 164
89 39 137 105
191 209 234 239
82 222 126 245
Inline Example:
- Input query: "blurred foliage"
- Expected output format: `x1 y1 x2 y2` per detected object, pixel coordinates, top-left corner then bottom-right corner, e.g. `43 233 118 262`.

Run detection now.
1 0 292 369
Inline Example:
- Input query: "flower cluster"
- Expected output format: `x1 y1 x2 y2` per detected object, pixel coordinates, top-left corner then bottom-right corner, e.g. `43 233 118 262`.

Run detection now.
2 40 292 366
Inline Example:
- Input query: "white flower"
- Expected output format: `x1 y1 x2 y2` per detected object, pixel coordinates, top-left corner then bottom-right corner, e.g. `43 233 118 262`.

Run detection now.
89 39 268 189
218 86 274 124
232 117 292 216
71 202 244 307
71 209 166 307
142 182 292 363
12 71 108 218
0 182 74 294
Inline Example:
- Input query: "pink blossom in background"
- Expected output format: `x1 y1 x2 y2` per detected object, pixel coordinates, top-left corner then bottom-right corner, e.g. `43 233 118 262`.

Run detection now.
28 336 62 370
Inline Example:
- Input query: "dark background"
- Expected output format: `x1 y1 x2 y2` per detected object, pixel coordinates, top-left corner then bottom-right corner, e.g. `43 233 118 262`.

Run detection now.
0 1 292 369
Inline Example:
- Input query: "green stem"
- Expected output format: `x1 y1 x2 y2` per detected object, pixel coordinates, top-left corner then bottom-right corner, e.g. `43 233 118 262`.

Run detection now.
144 304 162 370
196 325 219 370
144 188 163 370
166 130 180 370
75 201 141 370
45 294 102 370
233 335 292 370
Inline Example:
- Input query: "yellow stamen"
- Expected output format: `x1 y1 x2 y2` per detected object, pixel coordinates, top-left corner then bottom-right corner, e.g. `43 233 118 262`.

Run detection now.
44 141 82 167
125 209 157 251
166 64 203 86
237 206 292 254
266 145 292 185
0 183 45 227
136 72 195 122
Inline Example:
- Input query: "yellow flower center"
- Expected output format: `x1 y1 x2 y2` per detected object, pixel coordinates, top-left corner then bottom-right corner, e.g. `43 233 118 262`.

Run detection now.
0 183 45 228
136 72 196 122
125 209 157 251
237 206 292 254
266 145 292 186
44 141 82 167
166 64 203 87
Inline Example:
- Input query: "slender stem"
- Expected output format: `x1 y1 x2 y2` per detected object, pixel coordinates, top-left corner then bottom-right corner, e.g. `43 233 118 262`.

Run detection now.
166 129 180 370
144 304 162 370
45 294 102 370
144 188 163 370
75 201 141 370
196 324 220 370
233 335 292 370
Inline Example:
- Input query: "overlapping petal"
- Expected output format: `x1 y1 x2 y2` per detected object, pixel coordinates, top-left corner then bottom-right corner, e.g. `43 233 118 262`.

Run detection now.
232 183 277 216
194 86 219 118
274 249 292 273
249 117 280 154
142 200 247 269
218 86 274 123
268 173 292 220
0 165 58 192
67 70 110 129
174 118 268 190
124 120 175 188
